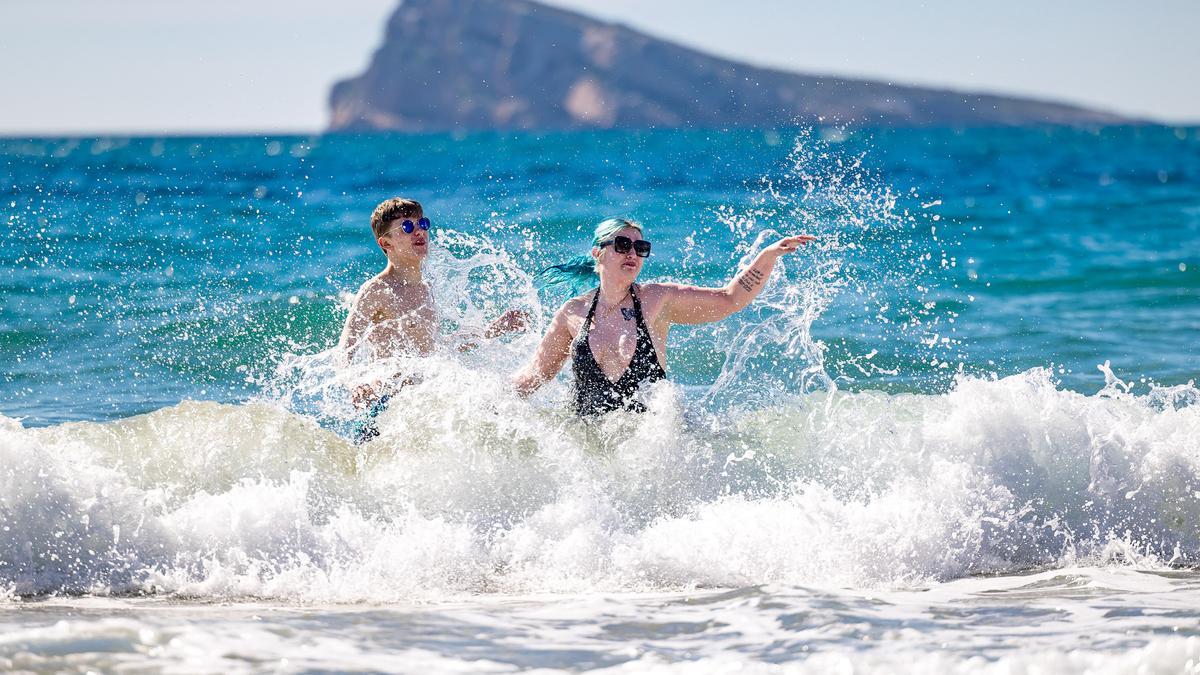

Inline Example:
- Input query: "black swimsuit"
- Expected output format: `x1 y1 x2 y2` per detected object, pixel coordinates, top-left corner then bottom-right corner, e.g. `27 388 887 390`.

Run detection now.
572 285 667 416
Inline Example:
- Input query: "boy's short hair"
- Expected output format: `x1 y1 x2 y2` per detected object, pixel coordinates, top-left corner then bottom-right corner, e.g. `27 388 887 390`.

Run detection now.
370 197 423 238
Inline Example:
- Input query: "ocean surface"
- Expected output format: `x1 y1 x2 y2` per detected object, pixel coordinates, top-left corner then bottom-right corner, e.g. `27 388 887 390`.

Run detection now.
1 127 1198 672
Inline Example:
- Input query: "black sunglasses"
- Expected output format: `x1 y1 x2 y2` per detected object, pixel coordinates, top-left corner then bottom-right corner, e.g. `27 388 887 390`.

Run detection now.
398 217 431 234
597 235 651 258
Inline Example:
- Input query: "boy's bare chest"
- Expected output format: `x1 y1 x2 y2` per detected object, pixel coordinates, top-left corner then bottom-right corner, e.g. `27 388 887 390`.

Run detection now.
371 286 438 343
372 283 433 319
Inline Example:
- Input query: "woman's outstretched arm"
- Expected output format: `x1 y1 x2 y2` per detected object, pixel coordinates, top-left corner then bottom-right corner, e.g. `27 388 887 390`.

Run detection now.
662 234 815 325
512 302 577 397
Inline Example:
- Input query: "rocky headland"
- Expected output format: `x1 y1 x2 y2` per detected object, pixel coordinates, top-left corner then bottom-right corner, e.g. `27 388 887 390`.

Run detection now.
328 0 1136 131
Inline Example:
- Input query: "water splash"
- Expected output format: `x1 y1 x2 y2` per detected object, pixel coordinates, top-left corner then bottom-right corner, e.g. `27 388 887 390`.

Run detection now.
689 128 963 410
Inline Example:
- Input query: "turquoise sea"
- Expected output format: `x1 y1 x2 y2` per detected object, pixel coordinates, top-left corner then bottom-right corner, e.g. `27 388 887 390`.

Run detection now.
3 128 1197 424
1 127 1199 672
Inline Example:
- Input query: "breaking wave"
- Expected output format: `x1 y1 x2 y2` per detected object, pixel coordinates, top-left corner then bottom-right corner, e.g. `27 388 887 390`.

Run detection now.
2 364 1197 602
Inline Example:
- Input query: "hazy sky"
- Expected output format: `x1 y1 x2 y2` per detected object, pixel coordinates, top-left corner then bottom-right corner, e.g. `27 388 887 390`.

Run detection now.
2 0 1196 135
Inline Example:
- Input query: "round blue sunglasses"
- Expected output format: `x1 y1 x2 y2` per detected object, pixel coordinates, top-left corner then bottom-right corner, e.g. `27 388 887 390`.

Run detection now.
398 217 431 234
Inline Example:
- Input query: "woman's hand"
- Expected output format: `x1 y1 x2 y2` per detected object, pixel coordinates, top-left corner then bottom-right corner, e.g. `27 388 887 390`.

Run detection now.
764 234 817 256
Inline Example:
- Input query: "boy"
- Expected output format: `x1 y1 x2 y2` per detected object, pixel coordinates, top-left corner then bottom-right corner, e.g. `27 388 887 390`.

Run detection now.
340 197 526 416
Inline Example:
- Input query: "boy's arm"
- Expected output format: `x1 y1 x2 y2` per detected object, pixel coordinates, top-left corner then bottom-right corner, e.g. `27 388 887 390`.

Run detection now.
453 308 531 352
338 288 376 367
482 308 530 339
338 290 376 407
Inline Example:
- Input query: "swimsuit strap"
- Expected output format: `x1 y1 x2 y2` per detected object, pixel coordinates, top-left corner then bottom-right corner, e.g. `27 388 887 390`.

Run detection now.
629 284 651 336
580 288 601 339
627 284 666 378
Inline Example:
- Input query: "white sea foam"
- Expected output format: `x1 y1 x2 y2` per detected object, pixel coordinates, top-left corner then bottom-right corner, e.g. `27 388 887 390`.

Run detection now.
3 569 1199 673
597 638 1200 675
1 365 1197 602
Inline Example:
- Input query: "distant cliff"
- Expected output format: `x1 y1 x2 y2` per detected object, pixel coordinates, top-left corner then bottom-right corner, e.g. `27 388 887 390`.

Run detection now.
328 0 1136 132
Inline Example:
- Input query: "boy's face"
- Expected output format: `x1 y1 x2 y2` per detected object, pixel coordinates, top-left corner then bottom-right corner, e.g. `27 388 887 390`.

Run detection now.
378 212 430 261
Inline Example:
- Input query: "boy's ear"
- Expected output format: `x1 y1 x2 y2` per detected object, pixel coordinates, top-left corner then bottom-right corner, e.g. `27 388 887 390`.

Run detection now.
378 236 390 252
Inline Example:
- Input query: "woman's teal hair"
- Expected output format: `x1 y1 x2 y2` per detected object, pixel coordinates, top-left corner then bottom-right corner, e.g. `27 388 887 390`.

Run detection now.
535 218 644 297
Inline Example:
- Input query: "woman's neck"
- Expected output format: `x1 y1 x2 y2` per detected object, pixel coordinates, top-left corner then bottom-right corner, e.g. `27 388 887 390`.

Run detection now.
597 278 632 306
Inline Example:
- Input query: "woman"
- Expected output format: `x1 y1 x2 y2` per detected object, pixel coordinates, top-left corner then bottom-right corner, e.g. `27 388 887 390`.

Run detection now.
513 218 815 416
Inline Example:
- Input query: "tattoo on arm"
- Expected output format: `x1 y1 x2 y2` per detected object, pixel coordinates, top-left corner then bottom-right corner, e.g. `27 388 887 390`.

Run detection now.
737 268 766 293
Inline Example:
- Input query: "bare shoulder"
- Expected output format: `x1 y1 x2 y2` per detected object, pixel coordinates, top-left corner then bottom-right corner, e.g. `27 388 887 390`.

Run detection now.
635 282 686 324
356 273 391 294
352 275 398 318
636 281 686 306
559 293 592 318
547 293 593 337
638 282 687 299
353 276 386 302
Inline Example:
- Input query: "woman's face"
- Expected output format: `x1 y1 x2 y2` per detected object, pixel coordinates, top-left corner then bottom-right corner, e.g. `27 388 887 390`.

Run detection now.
593 226 648 282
